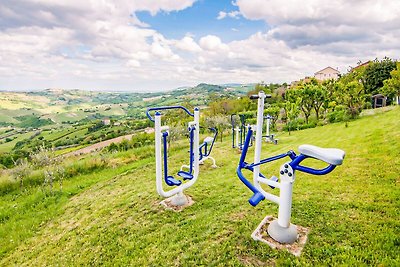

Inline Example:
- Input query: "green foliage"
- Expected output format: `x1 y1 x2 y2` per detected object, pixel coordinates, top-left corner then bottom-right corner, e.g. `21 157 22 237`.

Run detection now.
15 115 54 128
381 62 400 100
327 105 350 123
363 57 396 95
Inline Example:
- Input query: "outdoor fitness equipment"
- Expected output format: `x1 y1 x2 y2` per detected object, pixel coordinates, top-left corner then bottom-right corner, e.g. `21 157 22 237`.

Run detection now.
263 115 278 145
237 91 345 244
181 127 218 170
231 114 252 150
146 106 200 206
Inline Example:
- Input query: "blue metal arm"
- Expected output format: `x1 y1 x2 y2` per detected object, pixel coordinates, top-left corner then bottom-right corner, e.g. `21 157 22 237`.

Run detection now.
289 154 337 175
146 106 194 122
237 126 339 206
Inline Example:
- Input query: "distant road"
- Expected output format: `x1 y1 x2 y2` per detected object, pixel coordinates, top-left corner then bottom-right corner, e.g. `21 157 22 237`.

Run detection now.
63 134 134 157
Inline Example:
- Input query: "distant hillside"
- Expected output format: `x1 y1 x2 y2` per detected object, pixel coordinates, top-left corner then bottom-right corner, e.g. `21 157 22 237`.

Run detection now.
0 83 254 127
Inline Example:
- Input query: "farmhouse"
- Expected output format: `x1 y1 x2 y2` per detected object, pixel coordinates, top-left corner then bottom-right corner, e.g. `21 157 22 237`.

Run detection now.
102 118 111 126
314 67 340 81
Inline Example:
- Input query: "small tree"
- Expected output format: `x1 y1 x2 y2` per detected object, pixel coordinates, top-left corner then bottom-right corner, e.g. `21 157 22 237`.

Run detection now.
313 85 326 120
31 145 62 194
204 115 230 142
283 99 301 135
264 105 281 130
11 158 31 190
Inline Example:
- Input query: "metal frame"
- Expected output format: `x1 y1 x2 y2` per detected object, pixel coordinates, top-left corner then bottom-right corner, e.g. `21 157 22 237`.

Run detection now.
237 91 345 244
231 114 251 150
147 106 200 199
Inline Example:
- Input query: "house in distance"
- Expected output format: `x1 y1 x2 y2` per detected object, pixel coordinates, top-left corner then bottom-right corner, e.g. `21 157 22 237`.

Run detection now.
314 66 340 81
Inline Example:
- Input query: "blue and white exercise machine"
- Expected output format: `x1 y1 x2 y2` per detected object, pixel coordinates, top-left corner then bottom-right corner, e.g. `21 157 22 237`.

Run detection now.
146 106 200 206
237 91 345 244
231 114 253 150
181 127 218 170
263 115 278 145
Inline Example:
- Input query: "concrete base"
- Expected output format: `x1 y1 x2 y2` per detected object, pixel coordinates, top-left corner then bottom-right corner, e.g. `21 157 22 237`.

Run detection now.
267 219 298 244
170 194 188 206
159 194 194 212
251 215 309 257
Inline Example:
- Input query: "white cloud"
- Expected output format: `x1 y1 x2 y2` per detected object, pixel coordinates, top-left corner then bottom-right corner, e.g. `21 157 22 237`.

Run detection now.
217 10 240 20
236 0 400 47
199 35 229 51
175 36 202 52
217 11 227 20
0 0 400 91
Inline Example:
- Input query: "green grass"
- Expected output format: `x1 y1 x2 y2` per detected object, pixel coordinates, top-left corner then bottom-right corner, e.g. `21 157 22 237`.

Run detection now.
0 132 33 153
0 107 399 265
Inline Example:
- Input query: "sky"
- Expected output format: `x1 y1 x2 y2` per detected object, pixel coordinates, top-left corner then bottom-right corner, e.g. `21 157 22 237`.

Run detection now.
1 0 400 92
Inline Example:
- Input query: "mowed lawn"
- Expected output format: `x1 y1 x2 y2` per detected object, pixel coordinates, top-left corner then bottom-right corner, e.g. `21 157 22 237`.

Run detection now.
1 107 399 266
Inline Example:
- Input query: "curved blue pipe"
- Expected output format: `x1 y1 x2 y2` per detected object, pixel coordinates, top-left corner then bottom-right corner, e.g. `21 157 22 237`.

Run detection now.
146 106 194 122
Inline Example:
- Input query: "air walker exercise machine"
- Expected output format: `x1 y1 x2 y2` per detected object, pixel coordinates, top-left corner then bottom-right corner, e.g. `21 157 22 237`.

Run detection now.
231 114 252 150
237 91 345 244
146 106 200 206
263 114 278 145
181 127 218 170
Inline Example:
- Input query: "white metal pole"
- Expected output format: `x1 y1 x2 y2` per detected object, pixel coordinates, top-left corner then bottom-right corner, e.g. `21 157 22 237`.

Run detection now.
277 165 295 228
193 108 200 179
266 116 270 137
277 181 293 228
154 112 164 196
253 91 265 190
235 127 239 147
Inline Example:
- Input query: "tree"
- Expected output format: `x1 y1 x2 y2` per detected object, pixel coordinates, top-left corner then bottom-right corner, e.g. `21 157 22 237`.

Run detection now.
31 145 62 193
337 80 366 118
283 98 301 135
312 84 326 120
298 86 314 124
204 115 230 142
381 62 400 101
264 105 281 130
363 57 396 96
11 158 31 190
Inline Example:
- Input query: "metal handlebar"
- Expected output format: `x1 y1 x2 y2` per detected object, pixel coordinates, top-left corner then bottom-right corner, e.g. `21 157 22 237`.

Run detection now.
249 94 272 100
146 106 195 122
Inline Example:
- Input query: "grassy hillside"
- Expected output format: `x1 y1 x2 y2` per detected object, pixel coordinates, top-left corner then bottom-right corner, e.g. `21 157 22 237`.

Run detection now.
0 107 399 266
0 84 254 127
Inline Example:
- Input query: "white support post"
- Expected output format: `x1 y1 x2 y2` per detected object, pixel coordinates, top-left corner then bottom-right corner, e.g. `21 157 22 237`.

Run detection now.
267 162 297 244
277 164 295 228
154 112 164 197
235 127 239 148
253 91 266 192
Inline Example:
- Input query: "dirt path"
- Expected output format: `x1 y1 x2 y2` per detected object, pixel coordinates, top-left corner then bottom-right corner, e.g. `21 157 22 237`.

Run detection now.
63 134 134 157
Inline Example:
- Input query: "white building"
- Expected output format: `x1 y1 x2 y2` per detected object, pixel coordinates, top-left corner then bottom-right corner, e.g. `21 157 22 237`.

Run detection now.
314 67 340 81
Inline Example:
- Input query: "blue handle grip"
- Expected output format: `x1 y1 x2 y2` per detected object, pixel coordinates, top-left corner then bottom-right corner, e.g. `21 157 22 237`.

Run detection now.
249 192 265 206
146 106 194 122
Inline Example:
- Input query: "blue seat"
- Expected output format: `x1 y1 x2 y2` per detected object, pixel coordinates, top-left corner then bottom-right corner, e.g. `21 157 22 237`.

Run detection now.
177 171 194 180
166 176 182 186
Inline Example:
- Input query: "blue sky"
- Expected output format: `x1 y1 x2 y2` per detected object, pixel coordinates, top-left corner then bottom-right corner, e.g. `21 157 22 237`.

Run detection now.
0 0 399 92
136 0 267 42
